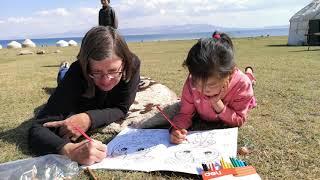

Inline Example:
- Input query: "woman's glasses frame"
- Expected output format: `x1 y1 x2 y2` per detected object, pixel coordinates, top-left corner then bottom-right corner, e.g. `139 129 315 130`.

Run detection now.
89 65 123 80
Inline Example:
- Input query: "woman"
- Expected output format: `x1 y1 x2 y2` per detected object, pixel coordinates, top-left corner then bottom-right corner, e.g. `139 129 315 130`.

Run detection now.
29 26 140 165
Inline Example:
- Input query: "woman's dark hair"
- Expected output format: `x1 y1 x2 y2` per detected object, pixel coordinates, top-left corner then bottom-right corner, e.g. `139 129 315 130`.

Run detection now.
77 26 135 97
183 31 235 85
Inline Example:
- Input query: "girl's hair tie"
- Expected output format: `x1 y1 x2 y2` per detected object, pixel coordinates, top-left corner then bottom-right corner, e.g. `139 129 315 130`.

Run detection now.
213 34 221 39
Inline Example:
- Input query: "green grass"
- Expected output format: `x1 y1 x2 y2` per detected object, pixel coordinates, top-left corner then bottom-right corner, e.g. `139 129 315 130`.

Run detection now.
0 36 319 179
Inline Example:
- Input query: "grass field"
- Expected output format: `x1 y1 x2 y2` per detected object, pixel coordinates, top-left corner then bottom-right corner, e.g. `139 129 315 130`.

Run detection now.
0 36 319 179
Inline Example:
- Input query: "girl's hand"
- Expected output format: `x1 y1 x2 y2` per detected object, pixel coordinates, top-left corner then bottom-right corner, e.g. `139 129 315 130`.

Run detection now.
170 128 188 144
43 113 91 141
210 80 229 113
61 140 107 165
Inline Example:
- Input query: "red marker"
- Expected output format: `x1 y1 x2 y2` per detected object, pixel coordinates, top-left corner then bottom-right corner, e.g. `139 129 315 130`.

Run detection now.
156 105 180 129
72 124 93 142
156 105 189 142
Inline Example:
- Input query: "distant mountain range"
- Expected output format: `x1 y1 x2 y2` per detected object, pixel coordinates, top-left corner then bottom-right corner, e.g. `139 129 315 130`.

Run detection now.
119 24 289 36
19 24 290 39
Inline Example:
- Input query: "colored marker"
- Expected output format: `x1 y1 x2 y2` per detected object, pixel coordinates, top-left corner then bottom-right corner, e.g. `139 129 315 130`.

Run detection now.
243 161 248 166
202 163 208 171
72 124 93 142
239 160 245 167
214 162 221 170
211 163 215 170
228 161 234 168
207 163 211 171
236 158 243 167
220 158 226 169
230 157 237 167
156 106 180 129
233 157 241 167
233 157 240 167
156 105 189 142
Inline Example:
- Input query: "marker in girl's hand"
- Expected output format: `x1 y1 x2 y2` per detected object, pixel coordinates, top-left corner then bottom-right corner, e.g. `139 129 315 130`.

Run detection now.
156 105 189 143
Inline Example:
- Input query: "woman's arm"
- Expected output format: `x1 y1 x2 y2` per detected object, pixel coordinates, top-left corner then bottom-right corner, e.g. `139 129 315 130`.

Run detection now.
29 116 69 154
30 61 86 154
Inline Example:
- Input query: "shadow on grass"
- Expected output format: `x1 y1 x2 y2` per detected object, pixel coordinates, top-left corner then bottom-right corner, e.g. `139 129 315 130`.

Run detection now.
0 104 45 156
266 44 288 47
150 171 201 179
289 48 320 52
42 87 56 95
42 65 60 68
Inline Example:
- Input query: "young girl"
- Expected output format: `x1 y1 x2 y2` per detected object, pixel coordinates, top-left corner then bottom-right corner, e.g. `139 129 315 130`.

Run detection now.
170 32 257 144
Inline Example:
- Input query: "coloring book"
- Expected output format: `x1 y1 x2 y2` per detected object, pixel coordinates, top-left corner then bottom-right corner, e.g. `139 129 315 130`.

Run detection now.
88 127 238 175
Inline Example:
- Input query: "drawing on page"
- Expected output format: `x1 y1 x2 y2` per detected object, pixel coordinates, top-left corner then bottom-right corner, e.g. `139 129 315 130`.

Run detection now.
108 130 167 161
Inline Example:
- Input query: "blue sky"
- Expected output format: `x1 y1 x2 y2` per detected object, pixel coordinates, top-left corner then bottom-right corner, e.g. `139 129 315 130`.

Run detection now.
0 0 312 39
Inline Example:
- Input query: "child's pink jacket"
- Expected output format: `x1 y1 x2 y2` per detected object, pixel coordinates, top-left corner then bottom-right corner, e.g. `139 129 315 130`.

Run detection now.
173 68 256 129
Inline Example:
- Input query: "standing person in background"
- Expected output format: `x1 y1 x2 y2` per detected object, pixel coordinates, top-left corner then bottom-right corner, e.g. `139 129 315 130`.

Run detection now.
99 0 118 29
29 26 140 165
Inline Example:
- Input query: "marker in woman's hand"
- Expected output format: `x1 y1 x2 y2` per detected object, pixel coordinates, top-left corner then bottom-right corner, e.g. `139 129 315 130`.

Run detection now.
71 124 93 142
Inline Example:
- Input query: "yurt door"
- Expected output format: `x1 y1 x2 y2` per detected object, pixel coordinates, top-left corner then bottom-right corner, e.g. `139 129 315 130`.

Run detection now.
308 19 320 45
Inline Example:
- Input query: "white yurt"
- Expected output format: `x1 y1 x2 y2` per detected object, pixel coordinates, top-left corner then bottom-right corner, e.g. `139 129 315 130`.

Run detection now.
0 44 2 49
7 41 22 49
56 40 69 47
68 40 78 46
288 0 320 45
22 39 36 48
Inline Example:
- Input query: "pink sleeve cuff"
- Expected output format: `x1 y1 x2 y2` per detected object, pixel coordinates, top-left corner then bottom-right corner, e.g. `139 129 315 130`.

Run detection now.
218 105 244 127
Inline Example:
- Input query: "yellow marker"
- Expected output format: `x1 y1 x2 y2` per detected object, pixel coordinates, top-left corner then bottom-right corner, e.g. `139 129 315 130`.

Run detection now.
221 158 227 169
220 159 225 169
229 162 234 168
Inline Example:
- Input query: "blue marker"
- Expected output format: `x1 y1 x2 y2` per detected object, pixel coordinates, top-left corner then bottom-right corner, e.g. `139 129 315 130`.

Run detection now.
214 162 222 170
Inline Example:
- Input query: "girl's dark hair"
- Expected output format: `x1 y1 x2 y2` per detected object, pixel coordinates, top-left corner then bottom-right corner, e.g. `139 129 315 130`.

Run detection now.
77 26 135 97
183 31 235 85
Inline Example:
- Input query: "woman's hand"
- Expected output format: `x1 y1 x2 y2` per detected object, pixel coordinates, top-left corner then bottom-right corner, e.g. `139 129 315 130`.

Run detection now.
43 113 92 141
60 140 107 165
170 128 188 144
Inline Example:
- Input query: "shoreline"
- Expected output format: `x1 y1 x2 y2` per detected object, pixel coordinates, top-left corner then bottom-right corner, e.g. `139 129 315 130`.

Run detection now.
0 28 289 47
0 35 289 49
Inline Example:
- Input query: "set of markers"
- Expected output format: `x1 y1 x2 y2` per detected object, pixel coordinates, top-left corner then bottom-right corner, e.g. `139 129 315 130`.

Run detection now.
201 157 261 180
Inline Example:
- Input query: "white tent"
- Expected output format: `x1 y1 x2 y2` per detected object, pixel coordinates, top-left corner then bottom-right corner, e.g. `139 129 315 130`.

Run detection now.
288 0 320 45
7 41 22 49
68 40 78 46
22 39 36 48
0 45 2 49
56 40 69 47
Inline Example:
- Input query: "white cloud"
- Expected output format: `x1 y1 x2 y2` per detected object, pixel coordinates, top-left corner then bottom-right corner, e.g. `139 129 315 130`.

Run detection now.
115 0 309 28
78 7 99 16
116 0 309 18
36 8 70 16
7 17 33 24
0 7 100 39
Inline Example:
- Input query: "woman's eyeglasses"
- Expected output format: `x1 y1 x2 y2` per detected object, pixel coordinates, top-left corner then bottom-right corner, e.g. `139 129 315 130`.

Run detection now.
89 71 123 80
